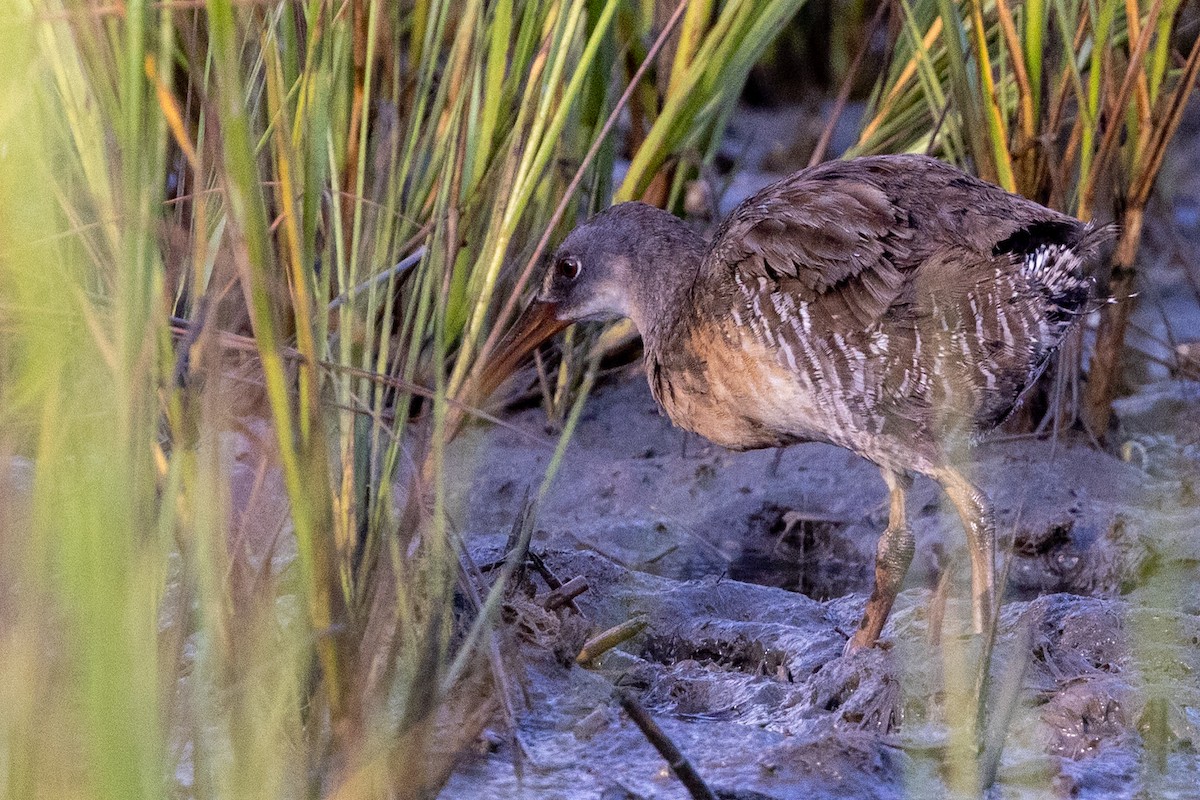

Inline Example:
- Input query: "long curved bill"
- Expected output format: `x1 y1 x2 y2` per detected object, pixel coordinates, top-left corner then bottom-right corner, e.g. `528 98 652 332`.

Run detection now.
472 300 569 403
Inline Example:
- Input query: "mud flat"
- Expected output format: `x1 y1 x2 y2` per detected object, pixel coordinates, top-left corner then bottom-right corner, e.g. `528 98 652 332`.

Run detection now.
441 371 1200 799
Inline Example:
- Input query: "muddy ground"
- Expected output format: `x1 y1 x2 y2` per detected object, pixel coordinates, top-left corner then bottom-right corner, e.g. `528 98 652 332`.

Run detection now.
441 365 1200 799
438 109 1200 799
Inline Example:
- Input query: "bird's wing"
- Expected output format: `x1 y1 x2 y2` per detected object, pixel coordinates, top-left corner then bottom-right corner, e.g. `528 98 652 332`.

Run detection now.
705 167 917 333
699 157 1106 436
703 155 1100 335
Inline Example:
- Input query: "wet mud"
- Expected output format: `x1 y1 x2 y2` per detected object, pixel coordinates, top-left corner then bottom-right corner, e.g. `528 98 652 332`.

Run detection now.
442 370 1200 799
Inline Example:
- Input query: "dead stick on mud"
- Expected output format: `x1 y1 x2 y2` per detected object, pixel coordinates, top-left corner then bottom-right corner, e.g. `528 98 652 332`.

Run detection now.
543 576 588 611
576 617 648 665
614 687 718 800
528 550 582 613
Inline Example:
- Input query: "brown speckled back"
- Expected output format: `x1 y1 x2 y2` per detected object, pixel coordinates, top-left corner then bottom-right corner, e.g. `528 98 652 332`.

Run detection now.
632 155 1114 470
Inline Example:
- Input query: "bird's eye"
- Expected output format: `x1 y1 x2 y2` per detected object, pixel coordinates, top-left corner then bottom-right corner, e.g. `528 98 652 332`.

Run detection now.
555 257 581 280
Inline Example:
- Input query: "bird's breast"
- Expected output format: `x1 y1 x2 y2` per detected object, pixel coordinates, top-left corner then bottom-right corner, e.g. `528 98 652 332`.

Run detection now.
647 321 836 451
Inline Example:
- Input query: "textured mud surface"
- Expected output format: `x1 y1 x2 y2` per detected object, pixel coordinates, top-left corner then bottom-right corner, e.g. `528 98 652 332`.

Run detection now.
436 368 1200 799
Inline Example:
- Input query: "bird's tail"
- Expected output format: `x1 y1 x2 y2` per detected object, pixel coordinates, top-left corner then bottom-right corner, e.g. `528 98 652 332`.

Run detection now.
1018 221 1118 335
1074 222 1120 264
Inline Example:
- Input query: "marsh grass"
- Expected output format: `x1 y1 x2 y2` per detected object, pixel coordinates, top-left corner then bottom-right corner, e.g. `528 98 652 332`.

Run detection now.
6 0 1190 795
0 0 805 797
851 0 1200 434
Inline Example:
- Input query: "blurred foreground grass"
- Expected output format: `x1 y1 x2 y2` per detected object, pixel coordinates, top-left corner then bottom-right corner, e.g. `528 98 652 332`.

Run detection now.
0 0 805 797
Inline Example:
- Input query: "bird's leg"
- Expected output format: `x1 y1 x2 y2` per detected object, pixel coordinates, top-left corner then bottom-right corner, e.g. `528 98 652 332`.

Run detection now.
846 469 915 653
934 468 996 634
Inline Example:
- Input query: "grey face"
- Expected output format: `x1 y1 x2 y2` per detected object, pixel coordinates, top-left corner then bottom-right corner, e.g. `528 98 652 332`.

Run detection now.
538 225 636 323
536 201 704 332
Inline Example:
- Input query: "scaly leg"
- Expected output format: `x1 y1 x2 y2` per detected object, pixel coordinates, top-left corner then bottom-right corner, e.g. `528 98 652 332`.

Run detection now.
846 469 915 653
934 467 996 634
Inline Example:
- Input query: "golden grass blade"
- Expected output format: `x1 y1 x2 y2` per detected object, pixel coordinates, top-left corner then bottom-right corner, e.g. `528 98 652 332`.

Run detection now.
966 0 1015 190
857 17 944 147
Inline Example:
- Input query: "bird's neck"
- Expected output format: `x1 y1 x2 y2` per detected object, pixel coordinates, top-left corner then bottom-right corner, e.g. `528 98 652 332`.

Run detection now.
625 222 709 353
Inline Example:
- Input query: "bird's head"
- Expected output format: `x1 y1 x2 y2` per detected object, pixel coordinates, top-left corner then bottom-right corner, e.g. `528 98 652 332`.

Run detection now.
537 202 664 325
473 202 704 400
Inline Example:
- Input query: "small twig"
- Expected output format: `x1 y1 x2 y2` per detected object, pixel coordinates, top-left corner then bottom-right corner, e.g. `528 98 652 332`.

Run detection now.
327 245 427 310
543 576 589 611
809 0 889 167
576 616 648 665
925 96 953 157
475 558 508 573
527 550 564 589
528 550 581 613
477 551 587 613
768 445 786 477
613 687 718 800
